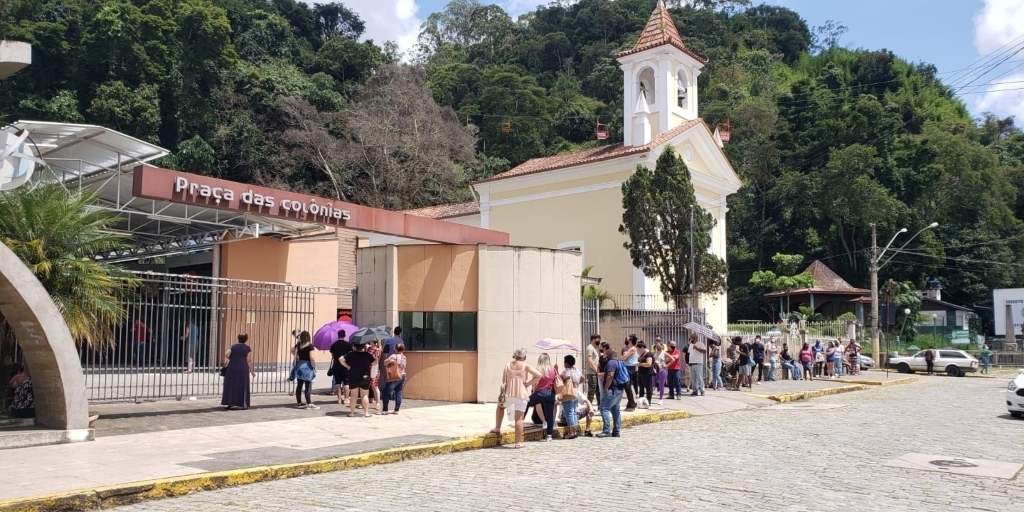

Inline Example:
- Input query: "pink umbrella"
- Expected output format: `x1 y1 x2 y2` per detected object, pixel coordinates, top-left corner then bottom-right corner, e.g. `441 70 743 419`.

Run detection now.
313 321 359 350
533 338 579 351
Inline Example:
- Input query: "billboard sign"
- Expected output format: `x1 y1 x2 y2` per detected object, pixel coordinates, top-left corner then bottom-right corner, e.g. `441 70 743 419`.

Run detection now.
992 288 1024 336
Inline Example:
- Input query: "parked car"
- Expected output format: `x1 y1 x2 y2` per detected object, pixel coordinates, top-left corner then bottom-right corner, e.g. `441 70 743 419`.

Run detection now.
888 349 979 377
1008 369 1024 418
858 355 875 370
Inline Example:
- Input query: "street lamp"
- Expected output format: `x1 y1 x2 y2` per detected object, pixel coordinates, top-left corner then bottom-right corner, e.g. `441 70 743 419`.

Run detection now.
869 222 938 369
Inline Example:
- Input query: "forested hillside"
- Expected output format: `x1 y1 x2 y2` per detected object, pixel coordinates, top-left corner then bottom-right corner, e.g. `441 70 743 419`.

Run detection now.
3 0 1024 330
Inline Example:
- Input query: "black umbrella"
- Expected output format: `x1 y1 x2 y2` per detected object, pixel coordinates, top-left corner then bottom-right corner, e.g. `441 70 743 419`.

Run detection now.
350 325 391 344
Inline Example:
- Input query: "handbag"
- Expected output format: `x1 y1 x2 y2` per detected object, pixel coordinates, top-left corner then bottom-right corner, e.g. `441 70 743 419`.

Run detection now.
558 371 578 402
219 365 227 377
498 363 508 404
385 355 403 382
552 368 565 395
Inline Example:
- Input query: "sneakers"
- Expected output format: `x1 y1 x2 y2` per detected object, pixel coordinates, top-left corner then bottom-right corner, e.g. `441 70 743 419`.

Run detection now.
657 399 664 406
295 403 307 409
543 435 552 442
584 430 594 437
596 432 614 438
306 404 320 410
541 421 547 430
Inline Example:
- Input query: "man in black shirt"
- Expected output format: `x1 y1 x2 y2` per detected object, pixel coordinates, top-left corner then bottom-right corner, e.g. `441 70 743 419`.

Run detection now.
330 332 352 404
752 335 766 384
341 342 376 417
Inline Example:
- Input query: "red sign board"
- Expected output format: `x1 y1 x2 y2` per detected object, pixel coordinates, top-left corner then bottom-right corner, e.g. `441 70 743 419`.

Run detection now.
132 165 509 245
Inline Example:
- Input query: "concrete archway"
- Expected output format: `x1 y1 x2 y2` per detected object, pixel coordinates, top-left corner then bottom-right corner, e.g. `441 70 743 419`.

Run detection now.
0 242 88 430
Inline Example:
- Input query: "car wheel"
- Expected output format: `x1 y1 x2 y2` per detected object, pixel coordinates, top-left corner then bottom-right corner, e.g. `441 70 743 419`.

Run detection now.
897 363 911 374
945 365 961 377
1012 411 1023 418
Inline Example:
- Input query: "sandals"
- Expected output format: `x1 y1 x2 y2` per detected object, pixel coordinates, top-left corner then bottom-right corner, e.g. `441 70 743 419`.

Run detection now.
513 443 524 449
489 428 501 435
347 412 356 417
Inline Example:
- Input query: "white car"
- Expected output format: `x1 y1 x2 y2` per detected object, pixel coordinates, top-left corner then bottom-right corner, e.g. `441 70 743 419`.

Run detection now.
888 349 979 377
1009 369 1024 418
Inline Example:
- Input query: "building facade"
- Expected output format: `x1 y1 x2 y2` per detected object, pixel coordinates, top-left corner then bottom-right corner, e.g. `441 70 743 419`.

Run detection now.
464 3 741 330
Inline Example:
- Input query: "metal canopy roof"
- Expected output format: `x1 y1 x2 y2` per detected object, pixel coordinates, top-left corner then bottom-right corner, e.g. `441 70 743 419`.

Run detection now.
6 121 328 262
13 120 168 181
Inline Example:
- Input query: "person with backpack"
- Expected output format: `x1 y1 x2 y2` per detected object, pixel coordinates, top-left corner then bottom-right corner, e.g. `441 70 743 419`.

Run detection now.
598 341 628 438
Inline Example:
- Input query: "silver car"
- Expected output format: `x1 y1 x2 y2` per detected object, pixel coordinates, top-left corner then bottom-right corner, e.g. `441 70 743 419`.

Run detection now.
889 349 979 377
858 355 875 370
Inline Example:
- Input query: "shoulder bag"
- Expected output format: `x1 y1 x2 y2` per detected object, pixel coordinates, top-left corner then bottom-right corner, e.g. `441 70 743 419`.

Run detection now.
552 368 565 395
385 355 404 382
558 370 578 402
498 363 508 404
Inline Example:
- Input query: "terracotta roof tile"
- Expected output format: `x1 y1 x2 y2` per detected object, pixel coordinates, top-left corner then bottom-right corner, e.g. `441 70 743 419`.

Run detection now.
765 260 869 297
616 1 707 64
477 119 704 184
402 201 480 219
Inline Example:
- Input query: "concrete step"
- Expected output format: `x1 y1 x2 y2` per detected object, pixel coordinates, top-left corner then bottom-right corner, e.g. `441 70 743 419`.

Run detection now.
0 427 94 450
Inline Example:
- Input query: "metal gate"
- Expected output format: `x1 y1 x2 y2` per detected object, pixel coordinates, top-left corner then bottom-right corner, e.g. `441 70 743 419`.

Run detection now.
70 271 351 403
582 298 600 349
599 294 705 346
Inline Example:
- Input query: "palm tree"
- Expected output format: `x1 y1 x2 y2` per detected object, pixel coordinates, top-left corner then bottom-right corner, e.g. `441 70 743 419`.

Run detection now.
581 265 616 308
0 184 134 348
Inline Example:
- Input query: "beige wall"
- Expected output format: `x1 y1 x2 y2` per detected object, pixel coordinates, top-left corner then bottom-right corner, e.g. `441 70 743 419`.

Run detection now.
355 245 397 328
488 187 632 299
476 245 582 403
356 244 582 403
220 236 344 363
403 352 478 402
397 245 478 312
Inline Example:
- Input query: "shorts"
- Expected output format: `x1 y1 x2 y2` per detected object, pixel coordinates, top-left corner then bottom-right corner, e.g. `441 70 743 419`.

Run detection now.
738 365 752 376
349 375 371 390
504 396 527 413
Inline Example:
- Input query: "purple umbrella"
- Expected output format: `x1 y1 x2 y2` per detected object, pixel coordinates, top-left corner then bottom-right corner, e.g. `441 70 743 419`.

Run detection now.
313 321 359 350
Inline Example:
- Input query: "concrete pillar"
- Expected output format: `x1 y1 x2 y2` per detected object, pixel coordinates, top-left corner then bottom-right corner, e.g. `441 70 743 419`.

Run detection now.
0 243 89 432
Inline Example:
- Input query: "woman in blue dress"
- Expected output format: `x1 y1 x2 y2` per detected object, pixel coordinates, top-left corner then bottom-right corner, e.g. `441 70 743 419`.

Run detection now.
221 333 254 410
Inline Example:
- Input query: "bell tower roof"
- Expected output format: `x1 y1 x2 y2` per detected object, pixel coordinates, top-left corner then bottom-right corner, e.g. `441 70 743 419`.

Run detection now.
616 0 707 64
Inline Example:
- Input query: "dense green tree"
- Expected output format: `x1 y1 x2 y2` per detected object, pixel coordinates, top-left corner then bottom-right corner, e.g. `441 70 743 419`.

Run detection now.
620 147 727 301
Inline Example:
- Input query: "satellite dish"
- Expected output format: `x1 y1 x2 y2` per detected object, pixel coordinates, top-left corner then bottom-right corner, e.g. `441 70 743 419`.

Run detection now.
0 128 37 190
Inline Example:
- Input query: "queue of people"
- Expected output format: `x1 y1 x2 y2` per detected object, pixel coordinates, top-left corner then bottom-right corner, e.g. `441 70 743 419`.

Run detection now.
219 328 408 415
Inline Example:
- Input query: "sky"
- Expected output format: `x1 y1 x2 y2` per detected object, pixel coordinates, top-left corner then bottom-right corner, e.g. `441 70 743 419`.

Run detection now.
302 0 1024 122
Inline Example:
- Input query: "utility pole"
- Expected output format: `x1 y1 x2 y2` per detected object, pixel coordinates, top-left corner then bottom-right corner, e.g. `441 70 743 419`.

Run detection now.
689 205 696 312
870 223 880 366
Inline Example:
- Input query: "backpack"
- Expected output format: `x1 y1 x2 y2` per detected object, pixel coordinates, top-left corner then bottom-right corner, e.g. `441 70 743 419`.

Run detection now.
612 360 630 386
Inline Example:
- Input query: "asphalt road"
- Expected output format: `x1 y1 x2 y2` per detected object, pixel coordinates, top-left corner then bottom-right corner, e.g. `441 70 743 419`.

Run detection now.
114 375 1023 511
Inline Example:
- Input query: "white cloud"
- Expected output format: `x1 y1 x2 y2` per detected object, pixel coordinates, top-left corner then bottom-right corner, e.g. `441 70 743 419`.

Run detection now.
970 0 1024 120
304 0 422 56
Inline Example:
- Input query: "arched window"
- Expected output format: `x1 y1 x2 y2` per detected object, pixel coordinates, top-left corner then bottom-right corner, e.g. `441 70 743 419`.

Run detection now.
637 67 656 105
676 69 689 108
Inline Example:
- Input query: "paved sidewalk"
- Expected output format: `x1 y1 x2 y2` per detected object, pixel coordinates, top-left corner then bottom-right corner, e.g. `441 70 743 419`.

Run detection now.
0 371 911 503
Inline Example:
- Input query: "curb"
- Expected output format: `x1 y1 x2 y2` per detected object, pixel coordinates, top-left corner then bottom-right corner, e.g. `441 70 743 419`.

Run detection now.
0 408 691 512
842 376 917 387
750 383 868 403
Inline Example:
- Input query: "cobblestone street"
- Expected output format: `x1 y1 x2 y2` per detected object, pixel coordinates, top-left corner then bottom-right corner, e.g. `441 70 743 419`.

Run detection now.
115 376 1023 511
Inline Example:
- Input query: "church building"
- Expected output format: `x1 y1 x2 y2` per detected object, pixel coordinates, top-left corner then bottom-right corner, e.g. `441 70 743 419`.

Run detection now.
403 2 742 330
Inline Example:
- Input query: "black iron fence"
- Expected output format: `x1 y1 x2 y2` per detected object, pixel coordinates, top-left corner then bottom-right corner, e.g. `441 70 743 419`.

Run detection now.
3 271 352 404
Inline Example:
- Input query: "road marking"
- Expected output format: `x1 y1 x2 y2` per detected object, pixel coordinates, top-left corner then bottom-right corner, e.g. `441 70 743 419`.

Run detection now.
767 403 847 410
885 453 1023 479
